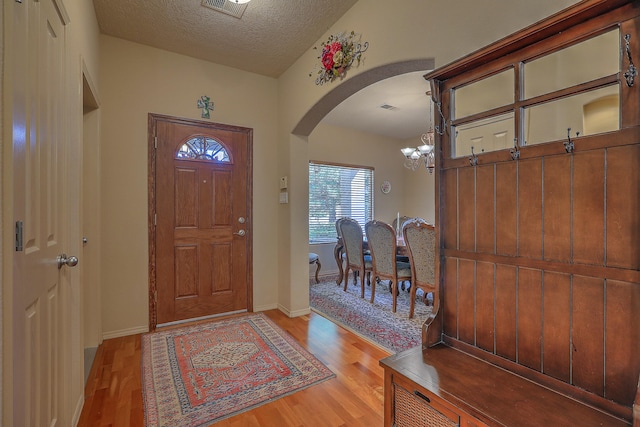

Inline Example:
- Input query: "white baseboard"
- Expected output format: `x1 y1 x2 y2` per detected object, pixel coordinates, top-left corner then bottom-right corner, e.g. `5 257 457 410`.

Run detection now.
277 304 311 318
72 394 84 427
100 304 309 338
253 303 278 312
310 270 339 278
102 325 149 340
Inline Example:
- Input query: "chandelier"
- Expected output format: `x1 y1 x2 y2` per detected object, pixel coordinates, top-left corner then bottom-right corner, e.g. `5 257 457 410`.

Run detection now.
401 92 435 174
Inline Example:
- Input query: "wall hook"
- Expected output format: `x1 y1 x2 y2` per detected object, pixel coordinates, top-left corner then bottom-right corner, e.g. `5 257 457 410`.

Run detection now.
434 100 448 136
469 146 478 166
564 128 575 153
510 138 520 160
624 34 637 87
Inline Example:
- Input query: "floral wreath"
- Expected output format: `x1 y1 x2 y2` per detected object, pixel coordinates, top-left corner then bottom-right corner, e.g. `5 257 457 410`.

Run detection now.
309 31 369 85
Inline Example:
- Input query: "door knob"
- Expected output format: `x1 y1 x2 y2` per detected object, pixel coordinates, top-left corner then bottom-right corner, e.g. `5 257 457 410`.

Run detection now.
233 230 246 236
57 254 79 269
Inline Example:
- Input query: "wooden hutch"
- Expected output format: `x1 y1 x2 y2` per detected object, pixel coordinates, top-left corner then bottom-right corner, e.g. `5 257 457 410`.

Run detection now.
380 0 640 425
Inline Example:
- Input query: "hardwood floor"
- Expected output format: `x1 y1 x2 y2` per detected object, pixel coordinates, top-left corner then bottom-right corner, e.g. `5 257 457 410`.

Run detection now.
78 310 390 426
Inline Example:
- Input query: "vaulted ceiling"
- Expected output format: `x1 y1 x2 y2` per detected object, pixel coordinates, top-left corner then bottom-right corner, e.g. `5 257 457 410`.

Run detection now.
93 0 432 140
93 0 358 78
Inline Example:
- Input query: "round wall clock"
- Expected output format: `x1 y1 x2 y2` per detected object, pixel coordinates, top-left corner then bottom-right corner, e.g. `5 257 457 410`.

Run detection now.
380 180 391 194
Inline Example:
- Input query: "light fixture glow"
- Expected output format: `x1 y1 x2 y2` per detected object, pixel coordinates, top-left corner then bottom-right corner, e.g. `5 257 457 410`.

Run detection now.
401 91 436 174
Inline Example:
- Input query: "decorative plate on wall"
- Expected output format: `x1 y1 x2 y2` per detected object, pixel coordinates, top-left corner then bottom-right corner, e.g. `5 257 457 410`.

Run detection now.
380 180 391 194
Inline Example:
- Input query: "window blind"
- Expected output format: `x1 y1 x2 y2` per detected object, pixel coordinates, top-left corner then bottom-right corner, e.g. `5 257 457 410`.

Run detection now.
309 162 374 243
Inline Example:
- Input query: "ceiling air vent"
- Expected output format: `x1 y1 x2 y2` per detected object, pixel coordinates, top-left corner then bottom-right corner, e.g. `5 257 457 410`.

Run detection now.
201 0 248 19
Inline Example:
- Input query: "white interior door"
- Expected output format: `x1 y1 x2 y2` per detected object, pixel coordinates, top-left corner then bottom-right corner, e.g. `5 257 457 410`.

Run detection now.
11 0 70 425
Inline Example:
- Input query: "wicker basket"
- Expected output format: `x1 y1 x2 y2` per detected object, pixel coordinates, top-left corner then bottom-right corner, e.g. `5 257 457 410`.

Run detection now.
394 384 458 427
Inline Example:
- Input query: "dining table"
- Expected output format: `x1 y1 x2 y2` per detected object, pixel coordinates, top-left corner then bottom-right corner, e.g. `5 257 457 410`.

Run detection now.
333 236 408 286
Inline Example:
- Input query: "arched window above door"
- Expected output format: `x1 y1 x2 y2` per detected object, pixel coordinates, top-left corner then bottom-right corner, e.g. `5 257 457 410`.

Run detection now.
176 136 231 162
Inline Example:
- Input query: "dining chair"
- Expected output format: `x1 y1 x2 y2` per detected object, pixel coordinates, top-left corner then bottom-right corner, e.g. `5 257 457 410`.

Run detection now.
337 217 372 297
392 215 412 235
335 217 359 286
402 218 437 318
365 220 412 312
392 215 412 289
309 252 321 283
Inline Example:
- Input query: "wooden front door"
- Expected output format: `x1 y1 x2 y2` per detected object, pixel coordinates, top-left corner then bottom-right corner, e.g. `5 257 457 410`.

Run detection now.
150 114 252 326
11 0 70 424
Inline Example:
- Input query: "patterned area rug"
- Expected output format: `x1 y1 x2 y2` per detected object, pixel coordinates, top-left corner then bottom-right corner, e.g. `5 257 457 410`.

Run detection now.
142 313 335 426
310 276 432 353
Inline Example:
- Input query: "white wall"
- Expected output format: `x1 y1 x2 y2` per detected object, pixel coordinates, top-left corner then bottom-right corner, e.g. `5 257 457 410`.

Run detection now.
400 135 435 224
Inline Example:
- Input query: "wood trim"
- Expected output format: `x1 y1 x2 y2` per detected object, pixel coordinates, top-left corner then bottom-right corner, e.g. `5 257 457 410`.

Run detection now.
442 336 633 422
245 128 254 314
441 125 640 170
148 115 158 330
443 250 640 283
382 345 632 426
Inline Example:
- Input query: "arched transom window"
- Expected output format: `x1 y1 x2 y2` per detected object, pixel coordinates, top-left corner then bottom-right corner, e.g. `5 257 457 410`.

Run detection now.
176 136 231 162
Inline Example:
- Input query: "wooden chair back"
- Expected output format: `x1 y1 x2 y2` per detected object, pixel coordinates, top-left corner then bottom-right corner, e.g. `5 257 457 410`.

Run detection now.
337 217 372 297
366 220 411 311
403 218 436 318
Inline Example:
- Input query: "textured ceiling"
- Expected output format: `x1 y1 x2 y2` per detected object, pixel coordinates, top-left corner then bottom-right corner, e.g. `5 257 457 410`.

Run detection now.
93 0 358 78
323 71 433 141
93 0 431 140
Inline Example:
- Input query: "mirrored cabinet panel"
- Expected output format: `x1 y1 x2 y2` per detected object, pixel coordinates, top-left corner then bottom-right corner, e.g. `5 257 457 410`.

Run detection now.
454 68 514 119
448 27 623 157
453 112 514 157
524 29 619 99
523 84 619 145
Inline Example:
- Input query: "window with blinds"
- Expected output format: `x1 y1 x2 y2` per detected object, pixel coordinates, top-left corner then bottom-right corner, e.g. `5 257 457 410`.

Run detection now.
309 162 374 243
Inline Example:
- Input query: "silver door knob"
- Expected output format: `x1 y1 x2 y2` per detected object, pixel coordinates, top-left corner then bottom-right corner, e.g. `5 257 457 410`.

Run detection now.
233 230 246 236
57 254 79 269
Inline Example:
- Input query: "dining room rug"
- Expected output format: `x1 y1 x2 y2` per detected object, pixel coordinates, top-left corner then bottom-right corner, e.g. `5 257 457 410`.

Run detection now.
309 275 432 353
141 313 335 427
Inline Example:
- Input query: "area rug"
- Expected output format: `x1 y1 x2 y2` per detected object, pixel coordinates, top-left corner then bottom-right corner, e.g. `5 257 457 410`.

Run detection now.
310 276 432 353
141 313 335 426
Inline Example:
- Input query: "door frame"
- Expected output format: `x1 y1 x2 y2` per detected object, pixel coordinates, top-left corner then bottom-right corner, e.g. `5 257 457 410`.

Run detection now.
147 113 253 330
